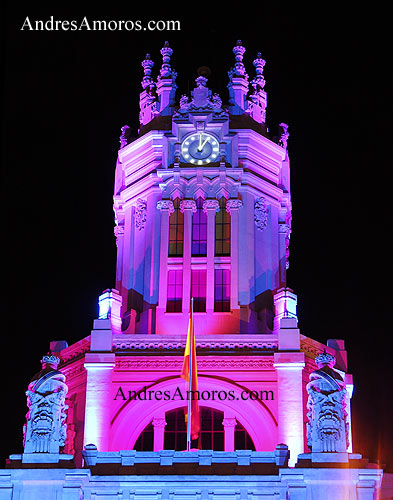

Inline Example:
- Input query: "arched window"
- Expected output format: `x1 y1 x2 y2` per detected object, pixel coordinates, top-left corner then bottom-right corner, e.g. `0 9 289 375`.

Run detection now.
169 198 184 257
192 197 207 256
215 197 230 256
133 421 154 451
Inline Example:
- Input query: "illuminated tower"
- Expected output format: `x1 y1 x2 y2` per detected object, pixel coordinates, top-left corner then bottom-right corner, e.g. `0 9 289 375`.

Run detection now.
54 41 353 469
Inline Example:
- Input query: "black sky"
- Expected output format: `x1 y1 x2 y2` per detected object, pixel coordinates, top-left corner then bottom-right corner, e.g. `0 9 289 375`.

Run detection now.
1 3 392 468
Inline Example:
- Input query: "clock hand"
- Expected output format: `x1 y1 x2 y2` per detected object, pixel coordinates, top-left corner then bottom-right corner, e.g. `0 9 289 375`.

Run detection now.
198 133 203 151
200 137 209 150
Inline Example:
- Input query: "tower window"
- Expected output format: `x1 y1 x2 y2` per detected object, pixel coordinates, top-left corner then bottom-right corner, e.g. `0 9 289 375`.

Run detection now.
167 270 183 312
191 269 207 312
214 269 230 312
192 197 207 256
215 197 230 256
169 198 184 257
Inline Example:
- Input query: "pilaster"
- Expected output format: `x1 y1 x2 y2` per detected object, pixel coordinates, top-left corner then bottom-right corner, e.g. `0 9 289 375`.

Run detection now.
152 417 167 452
84 320 115 451
222 416 237 452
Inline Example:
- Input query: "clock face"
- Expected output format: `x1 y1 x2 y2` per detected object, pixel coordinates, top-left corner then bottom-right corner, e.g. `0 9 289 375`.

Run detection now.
181 132 219 165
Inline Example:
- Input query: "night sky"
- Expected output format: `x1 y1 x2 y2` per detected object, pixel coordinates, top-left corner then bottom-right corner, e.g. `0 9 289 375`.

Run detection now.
2 4 392 469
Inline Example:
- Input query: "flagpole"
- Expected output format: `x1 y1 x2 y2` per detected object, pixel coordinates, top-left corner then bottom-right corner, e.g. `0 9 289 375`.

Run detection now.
186 297 194 451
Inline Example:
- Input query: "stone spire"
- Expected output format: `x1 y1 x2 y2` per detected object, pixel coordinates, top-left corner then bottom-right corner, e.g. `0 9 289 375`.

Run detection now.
156 41 177 116
139 53 159 126
159 41 175 79
227 41 249 115
141 53 155 89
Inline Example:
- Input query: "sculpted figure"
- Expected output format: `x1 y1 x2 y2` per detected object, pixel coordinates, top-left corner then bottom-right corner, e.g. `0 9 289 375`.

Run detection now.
23 354 68 455
306 350 349 453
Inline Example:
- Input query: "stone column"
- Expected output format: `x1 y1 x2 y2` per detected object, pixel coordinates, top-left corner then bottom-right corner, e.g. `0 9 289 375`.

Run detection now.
226 199 242 310
157 200 174 309
83 320 115 452
273 352 305 467
222 416 237 452
152 417 167 452
180 199 197 314
203 199 220 312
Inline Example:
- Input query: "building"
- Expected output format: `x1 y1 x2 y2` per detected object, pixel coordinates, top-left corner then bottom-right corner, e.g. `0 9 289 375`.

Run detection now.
2 41 385 500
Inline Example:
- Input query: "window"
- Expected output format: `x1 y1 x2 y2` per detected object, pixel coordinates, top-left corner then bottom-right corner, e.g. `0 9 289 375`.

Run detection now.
191 269 207 312
215 197 230 256
167 270 183 312
200 407 224 451
235 420 256 450
169 198 184 257
164 408 187 451
214 269 230 312
134 421 154 451
192 198 207 256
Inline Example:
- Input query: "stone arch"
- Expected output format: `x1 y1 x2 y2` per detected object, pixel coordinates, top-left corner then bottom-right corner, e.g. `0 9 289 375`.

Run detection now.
110 375 277 451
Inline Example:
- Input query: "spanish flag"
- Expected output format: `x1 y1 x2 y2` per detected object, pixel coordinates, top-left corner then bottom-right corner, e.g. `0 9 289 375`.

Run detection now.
181 318 200 440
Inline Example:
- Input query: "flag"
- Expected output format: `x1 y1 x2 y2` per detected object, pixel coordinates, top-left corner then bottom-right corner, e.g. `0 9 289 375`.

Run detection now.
181 318 200 440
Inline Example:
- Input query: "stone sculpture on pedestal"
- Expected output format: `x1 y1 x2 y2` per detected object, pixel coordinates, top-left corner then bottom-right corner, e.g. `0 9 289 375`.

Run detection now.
305 350 350 462
21 353 72 463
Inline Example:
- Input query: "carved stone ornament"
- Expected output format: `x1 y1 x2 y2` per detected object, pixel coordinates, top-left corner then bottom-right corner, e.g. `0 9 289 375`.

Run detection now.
135 199 147 230
23 355 69 455
306 351 349 453
254 197 268 230
157 200 175 214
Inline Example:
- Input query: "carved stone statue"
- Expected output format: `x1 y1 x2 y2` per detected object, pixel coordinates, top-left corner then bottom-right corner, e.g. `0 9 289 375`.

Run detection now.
306 351 349 454
23 354 69 456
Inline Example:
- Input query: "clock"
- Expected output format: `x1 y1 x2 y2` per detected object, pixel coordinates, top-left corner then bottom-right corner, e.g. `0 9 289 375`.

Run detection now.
181 132 219 165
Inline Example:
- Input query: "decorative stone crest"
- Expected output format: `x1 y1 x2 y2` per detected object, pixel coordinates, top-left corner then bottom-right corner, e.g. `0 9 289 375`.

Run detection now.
135 199 147 230
254 197 268 230
114 223 125 246
306 350 349 453
23 354 69 458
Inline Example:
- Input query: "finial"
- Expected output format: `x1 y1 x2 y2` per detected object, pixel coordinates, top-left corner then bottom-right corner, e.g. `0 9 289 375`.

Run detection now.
315 350 336 369
41 352 60 369
195 75 208 88
141 53 155 89
251 52 266 91
159 41 174 79
231 40 247 78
